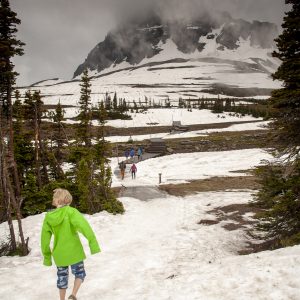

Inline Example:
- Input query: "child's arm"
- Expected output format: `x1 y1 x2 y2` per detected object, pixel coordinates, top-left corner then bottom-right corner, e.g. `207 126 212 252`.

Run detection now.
71 209 101 255
41 216 53 266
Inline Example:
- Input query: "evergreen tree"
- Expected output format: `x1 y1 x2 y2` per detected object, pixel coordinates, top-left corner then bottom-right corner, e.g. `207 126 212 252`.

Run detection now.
105 92 111 111
269 0 300 154
123 99 127 112
32 90 49 187
13 90 34 182
252 1 300 247
0 0 27 255
76 157 97 213
23 90 35 121
165 97 171 108
113 92 118 111
77 69 92 147
133 100 138 113
48 101 65 180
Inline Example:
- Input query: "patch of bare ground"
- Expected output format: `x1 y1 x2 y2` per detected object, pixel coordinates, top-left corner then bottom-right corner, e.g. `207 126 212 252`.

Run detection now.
159 176 260 197
105 120 262 137
199 202 275 255
160 175 275 254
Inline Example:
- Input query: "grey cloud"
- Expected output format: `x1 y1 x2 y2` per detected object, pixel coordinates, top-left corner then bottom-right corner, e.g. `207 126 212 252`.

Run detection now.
10 0 287 86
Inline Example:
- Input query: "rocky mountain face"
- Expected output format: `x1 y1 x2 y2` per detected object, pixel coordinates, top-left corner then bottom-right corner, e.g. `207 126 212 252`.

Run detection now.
74 12 278 78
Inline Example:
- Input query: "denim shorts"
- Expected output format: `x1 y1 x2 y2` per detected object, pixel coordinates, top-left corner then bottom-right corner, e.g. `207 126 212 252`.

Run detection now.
57 261 86 289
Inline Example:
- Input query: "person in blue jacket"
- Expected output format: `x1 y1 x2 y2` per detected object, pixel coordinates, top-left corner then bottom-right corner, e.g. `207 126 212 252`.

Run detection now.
129 148 135 162
137 147 143 161
125 149 129 160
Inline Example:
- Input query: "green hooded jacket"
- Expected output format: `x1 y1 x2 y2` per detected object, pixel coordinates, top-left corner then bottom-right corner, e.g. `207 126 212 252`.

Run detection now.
41 206 100 267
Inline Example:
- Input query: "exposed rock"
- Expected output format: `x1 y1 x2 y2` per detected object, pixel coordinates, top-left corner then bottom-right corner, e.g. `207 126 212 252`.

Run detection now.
73 12 278 78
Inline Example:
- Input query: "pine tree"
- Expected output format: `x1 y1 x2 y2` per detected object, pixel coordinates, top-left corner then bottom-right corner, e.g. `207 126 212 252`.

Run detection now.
122 99 127 112
113 92 118 111
32 90 49 187
77 69 92 147
13 90 34 181
23 90 35 121
252 1 300 247
48 101 65 180
105 92 111 111
0 0 28 255
269 0 300 155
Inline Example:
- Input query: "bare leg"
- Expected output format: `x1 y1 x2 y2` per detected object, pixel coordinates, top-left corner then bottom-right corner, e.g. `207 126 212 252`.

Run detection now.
59 289 66 300
71 278 83 298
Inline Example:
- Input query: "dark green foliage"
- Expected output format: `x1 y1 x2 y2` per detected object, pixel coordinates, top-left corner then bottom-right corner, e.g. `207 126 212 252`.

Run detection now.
22 175 77 216
48 101 66 180
178 97 184 108
22 172 50 215
75 157 124 215
90 106 131 121
212 99 224 114
269 0 300 155
13 90 35 179
23 90 35 122
165 97 171 108
71 101 124 215
0 237 27 256
252 1 300 248
107 111 132 120
253 159 300 247
113 92 118 111
121 99 128 112
0 0 25 111
77 69 92 147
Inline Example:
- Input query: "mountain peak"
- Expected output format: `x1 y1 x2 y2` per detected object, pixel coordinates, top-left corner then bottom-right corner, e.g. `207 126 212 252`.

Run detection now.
73 12 278 78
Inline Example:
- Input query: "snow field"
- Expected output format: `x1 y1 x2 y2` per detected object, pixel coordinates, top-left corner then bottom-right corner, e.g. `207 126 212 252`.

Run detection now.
0 148 299 299
1 191 300 300
45 108 261 128
105 109 261 128
111 148 272 187
20 37 282 107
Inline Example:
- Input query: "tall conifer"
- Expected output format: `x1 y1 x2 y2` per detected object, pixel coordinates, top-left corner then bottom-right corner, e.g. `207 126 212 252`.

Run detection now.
253 1 300 247
0 0 27 255
77 69 92 147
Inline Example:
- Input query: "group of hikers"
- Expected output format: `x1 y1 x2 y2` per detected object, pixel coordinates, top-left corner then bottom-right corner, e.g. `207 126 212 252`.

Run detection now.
124 146 143 162
119 146 143 180
119 161 137 180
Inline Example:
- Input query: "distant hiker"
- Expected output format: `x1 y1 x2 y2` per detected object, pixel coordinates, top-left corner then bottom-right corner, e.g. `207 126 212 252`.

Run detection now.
130 163 137 179
125 149 129 160
130 148 135 162
119 161 126 180
137 147 143 161
41 189 100 300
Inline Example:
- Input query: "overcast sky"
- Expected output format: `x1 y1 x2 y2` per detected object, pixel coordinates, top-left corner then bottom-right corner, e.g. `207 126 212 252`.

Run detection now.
10 0 288 86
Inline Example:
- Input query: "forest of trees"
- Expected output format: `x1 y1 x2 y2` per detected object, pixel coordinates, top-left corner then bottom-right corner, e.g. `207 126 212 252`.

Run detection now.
0 0 123 256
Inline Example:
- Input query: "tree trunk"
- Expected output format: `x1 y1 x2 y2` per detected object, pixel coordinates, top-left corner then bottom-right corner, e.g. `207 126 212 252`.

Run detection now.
1 113 28 255
0 113 17 251
6 169 28 255
7 84 22 204
34 106 42 189
38 135 49 184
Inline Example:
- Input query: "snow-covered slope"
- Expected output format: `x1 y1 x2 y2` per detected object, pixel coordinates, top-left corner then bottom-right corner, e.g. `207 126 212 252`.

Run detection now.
1 149 299 300
18 13 282 107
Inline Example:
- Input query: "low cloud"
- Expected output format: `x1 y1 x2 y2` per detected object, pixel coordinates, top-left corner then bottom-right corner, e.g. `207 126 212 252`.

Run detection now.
10 0 287 86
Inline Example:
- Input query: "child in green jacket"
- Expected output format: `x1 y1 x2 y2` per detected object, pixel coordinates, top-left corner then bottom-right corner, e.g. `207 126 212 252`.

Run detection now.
41 188 100 300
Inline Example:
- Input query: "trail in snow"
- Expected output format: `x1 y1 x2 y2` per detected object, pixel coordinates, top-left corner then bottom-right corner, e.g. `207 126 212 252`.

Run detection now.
1 149 299 300
1 192 300 300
